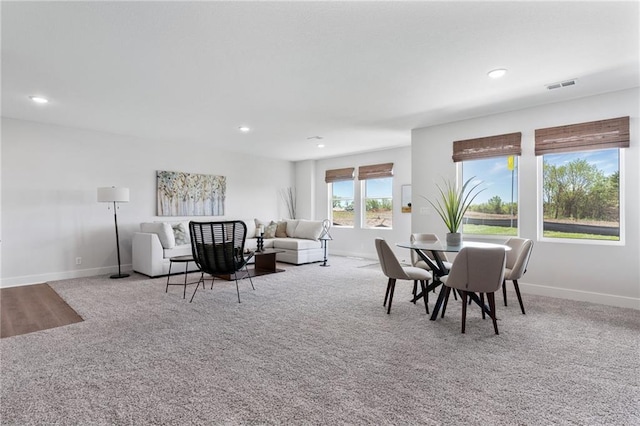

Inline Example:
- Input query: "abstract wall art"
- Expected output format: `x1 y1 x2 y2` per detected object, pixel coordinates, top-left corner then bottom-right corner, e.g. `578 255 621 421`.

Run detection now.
157 170 226 216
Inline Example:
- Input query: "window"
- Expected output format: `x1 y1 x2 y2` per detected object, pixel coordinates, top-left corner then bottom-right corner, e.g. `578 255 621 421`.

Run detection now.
326 167 355 227
359 163 394 229
461 156 518 236
453 132 522 236
536 116 628 242
330 180 355 227
363 178 393 228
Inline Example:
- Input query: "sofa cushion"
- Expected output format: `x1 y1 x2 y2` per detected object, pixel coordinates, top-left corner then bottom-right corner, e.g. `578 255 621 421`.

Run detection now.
275 221 288 238
141 222 176 249
293 220 323 241
273 238 322 250
285 219 299 237
164 244 193 259
264 221 278 238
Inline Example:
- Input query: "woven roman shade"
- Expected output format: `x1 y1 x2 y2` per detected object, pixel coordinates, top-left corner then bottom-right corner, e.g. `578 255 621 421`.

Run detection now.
452 132 522 162
325 167 355 183
535 116 630 156
358 163 394 180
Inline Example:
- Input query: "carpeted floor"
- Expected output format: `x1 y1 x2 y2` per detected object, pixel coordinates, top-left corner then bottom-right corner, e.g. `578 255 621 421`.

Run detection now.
1 256 638 425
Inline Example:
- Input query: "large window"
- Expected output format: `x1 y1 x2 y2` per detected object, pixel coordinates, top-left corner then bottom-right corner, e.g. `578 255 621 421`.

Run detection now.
363 177 393 228
453 132 522 236
536 116 628 242
462 156 518 236
359 163 394 229
326 167 355 227
330 180 355 227
541 149 620 241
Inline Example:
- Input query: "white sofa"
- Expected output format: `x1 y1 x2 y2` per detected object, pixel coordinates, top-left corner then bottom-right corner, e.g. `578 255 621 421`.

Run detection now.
132 219 325 278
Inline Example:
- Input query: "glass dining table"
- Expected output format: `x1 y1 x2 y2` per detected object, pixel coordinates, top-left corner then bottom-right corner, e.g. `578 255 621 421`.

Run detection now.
396 240 511 321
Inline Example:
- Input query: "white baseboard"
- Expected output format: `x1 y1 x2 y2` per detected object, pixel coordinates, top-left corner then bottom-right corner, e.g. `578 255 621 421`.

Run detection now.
0 264 133 288
517 282 639 310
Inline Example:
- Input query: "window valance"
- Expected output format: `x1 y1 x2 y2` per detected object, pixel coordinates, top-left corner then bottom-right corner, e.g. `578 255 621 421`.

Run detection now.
325 167 355 183
452 132 522 162
535 116 630 156
358 163 394 180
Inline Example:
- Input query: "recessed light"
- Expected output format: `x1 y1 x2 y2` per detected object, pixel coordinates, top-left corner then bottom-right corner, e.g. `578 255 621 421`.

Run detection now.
487 69 507 79
238 126 251 133
317 144 325 148
29 96 49 104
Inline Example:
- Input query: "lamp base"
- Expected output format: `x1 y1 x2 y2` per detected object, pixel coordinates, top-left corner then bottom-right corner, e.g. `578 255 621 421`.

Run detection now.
320 264 330 267
110 273 130 279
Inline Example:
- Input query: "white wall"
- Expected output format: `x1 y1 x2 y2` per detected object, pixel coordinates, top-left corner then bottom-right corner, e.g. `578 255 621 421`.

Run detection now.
312 146 412 262
412 88 640 309
294 160 315 220
1 118 294 286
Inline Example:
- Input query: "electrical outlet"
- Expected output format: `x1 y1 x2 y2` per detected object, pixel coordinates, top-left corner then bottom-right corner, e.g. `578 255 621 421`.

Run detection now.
75 257 82 265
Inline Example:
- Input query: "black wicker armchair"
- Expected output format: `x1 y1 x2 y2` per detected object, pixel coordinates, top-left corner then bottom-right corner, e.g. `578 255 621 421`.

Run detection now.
189 221 255 303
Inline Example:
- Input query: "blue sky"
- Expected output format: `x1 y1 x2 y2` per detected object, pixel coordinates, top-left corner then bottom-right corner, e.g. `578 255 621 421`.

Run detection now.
333 178 392 199
333 149 618 204
464 148 619 204
463 157 518 204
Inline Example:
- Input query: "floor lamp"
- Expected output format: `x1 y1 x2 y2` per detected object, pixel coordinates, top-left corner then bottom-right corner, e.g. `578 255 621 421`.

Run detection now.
319 219 333 267
98 186 130 279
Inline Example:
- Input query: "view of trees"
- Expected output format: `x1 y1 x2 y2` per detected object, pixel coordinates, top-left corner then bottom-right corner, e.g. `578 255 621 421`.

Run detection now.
543 158 619 222
468 196 517 216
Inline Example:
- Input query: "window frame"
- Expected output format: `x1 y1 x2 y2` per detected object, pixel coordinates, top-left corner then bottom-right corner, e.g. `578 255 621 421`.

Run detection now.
328 180 355 228
457 156 520 239
361 177 394 230
536 148 625 246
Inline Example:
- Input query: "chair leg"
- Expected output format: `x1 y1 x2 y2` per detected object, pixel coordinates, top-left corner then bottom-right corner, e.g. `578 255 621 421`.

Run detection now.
513 280 526 314
233 273 241 303
189 273 205 303
244 264 255 290
452 290 458 301
502 280 508 306
487 292 499 335
387 279 396 314
383 278 392 307
412 280 418 304
420 280 429 314
480 293 486 319
460 291 467 334
441 287 451 318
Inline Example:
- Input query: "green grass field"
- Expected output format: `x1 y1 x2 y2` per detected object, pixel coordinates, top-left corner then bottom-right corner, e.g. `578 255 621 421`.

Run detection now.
464 224 618 240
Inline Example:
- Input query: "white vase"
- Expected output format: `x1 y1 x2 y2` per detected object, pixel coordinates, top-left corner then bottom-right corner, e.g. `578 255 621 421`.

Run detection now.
446 232 462 245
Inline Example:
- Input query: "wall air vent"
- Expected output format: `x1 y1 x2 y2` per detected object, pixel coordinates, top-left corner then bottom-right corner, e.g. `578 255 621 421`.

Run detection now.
547 79 578 90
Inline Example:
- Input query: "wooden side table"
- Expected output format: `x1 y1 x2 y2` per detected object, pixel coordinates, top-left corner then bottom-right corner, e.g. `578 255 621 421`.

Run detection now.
166 255 202 299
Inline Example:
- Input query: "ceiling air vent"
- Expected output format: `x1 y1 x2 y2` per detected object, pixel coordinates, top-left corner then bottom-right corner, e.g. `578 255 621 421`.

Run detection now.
547 79 578 90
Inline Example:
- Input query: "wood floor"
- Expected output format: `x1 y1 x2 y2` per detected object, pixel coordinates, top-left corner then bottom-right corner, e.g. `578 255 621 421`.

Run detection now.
1 283 83 338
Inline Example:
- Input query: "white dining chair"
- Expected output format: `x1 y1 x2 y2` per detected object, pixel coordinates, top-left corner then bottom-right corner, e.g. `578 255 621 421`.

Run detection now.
441 246 506 334
503 238 533 314
375 238 432 314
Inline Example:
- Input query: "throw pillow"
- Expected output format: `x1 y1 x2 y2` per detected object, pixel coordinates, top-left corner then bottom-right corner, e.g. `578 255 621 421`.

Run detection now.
172 222 189 245
263 221 278 239
275 221 287 238
140 222 176 249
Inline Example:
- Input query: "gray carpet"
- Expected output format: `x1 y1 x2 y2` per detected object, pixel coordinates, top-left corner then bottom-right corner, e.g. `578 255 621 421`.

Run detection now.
1 256 638 425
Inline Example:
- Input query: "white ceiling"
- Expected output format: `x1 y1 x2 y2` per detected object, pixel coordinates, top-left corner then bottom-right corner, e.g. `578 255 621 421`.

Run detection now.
2 1 639 162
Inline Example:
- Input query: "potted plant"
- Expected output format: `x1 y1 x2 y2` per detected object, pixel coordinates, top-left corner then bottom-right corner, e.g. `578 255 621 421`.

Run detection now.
423 177 484 245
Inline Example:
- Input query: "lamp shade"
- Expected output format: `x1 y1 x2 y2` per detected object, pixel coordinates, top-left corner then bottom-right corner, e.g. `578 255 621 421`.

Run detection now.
97 187 130 203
